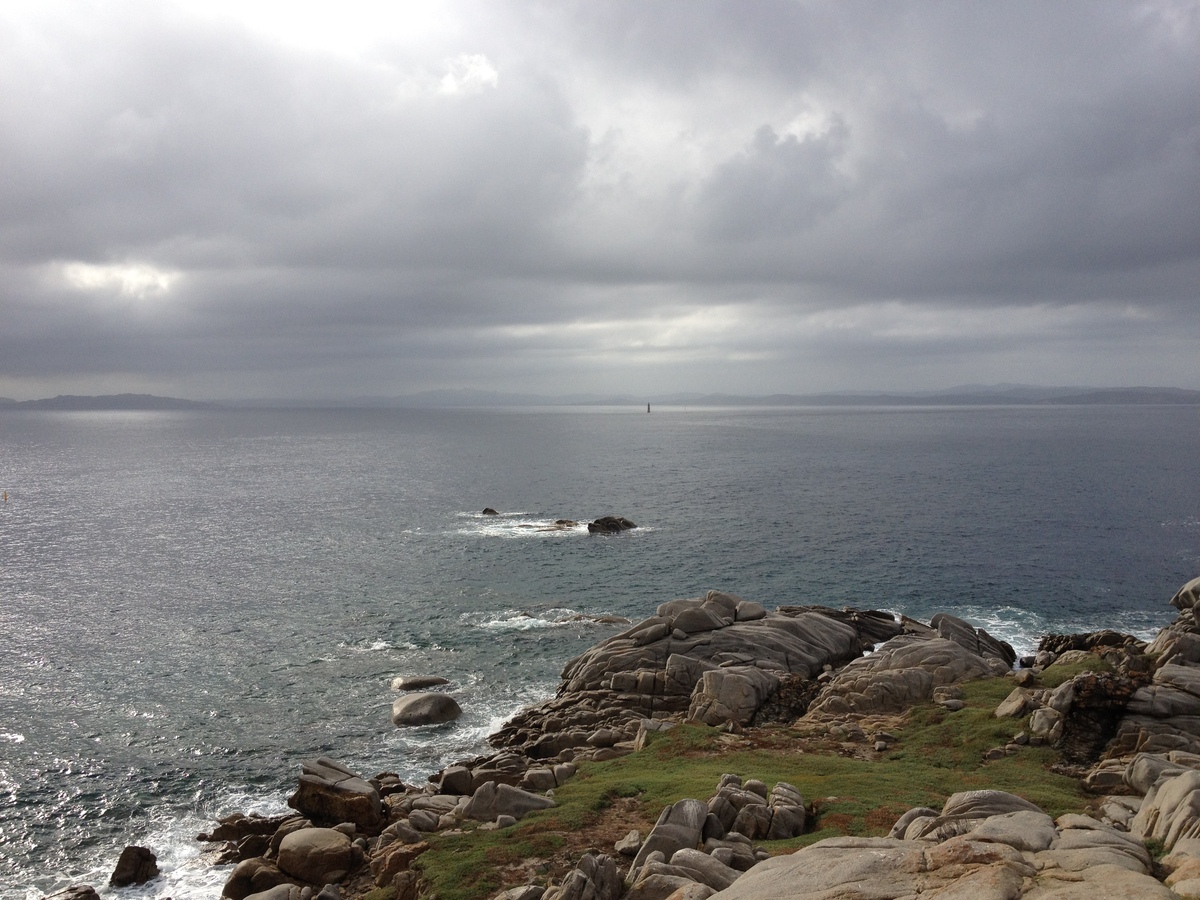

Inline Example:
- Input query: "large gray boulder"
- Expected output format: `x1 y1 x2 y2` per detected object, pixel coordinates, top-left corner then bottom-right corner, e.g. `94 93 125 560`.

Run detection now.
687 667 781 727
108 846 158 887
391 692 462 727
463 781 556 822
287 757 384 831
277 828 358 885
1132 769 1200 851
630 799 708 880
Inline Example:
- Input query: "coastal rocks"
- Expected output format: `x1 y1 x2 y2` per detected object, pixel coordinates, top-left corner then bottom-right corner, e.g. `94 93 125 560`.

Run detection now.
42 888 100 900
587 515 637 533
369 840 428 889
223 858 294 900
277 828 359 884
542 852 621 900
806 633 1009 718
41 888 101 900
108 845 159 887
390 692 462 727
288 758 384 832
711 794 1172 900
1131 769 1200 851
482 508 499 515
930 612 1017 667
630 799 709 879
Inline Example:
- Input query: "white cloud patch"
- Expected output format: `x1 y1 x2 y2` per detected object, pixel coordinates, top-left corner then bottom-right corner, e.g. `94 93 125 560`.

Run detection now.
439 53 499 96
61 262 180 299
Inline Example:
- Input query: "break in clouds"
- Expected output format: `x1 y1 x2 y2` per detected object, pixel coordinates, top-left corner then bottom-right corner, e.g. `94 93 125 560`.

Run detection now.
0 0 1197 399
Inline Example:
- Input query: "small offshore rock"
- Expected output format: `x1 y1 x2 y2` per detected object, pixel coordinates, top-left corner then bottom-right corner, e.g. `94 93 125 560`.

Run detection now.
391 693 462 727
108 845 159 887
587 515 637 533
390 675 450 691
482 508 499 515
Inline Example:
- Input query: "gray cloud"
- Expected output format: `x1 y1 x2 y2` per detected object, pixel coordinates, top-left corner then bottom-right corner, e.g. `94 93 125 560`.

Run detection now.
0 0 1197 399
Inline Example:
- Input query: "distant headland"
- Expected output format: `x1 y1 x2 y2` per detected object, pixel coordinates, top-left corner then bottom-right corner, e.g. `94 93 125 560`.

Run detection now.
2 385 1200 411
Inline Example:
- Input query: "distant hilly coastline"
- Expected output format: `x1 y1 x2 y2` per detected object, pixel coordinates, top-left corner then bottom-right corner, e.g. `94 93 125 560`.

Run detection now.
0 393 214 411
2 386 1199 411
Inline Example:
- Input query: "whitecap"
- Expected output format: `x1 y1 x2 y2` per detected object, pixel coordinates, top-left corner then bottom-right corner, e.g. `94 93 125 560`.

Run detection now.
0 731 24 743
462 608 630 632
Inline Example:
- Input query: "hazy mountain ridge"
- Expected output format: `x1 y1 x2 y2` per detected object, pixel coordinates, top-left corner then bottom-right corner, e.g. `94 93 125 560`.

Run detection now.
2 386 1199 411
0 393 215 411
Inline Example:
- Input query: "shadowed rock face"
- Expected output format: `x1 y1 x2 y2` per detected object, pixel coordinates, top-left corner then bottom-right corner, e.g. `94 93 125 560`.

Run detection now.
287 757 384 832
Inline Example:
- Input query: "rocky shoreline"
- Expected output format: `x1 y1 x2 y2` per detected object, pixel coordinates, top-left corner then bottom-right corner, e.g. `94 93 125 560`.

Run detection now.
46 575 1200 900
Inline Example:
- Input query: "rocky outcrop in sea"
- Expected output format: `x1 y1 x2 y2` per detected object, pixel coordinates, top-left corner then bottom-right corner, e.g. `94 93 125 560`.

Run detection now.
49 577 1200 900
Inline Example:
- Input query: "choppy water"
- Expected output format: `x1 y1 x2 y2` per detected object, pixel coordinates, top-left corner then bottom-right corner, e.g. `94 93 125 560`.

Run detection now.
1 404 1197 898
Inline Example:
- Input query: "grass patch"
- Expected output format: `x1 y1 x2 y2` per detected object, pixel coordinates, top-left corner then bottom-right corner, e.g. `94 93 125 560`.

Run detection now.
414 673 1093 900
1038 656 1116 689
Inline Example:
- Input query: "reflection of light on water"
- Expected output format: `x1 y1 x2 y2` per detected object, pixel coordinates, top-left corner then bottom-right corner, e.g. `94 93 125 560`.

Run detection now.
455 511 589 539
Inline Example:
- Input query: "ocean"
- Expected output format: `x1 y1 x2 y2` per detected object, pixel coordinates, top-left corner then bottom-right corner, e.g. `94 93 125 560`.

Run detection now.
1 404 1197 898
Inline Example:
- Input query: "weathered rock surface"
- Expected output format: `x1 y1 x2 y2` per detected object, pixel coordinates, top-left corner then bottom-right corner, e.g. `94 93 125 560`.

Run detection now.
277 827 358 885
807 634 1009 718
390 692 462 727
710 794 1171 900
288 758 384 832
108 845 159 887
463 781 556 822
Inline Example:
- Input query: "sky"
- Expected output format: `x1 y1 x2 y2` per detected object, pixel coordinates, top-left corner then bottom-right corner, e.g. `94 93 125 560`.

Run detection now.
0 0 1197 401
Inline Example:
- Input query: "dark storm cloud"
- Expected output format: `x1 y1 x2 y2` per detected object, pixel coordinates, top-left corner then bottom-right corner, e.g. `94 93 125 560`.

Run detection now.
0 0 1197 398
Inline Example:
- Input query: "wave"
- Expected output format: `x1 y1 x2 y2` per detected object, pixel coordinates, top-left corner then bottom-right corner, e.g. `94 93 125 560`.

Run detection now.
460 608 631 632
455 511 589 538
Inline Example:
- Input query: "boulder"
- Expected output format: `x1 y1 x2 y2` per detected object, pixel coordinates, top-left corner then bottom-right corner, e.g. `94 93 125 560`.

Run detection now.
288 757 384 831
482 508 499 515
391 675 450 691
277 828 358 885
930 612 1017 666
464 781 556 822
42 887 100 900
631 799 708 878
687 667 781 727
391 693 462 727
243 887 304 900
1132 769 1200 851
222 858 292 900
587 516 637 533
369 840 429 888
108 845 159 887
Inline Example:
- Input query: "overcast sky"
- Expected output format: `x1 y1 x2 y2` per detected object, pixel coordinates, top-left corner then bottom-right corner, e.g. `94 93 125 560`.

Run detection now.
1 0 1197 400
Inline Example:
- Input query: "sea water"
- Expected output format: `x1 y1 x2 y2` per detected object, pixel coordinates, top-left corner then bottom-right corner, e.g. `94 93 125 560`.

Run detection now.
1 404 1197 898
